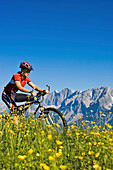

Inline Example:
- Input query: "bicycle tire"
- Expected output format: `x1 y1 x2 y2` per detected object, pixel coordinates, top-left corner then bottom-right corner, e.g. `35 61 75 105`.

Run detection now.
39 107 67 132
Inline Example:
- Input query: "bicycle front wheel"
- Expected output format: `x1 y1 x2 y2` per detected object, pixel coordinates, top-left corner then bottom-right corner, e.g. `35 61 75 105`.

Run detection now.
39 107 67 132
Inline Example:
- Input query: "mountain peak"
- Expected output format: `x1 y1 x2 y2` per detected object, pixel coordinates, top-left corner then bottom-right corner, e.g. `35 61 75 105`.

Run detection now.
44 86 113 126
54 90 59 93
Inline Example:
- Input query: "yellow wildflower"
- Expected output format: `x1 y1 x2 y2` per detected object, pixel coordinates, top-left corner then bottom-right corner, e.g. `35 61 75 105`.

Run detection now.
40 164 50 170
36 153 40 157
56 151 62 157
109 138 113 142
15 163 19 167
18 155 26 160
20 124 23 127
93 163 101 170
58 149 62 152
56 140 63 145
40 163 45 167
27 149 33 154
59 146 64 149
41 130 45 136
98 142 104 145
103 146 108 150
78 156 83 160
75 156 78 158
108 124 112 129
47 125 52 128
88 151 93 155
43 164 50 170
56 124 60 128
82 152 85 156
48 156 55 161
71 125 75 129
80 116 83 119
88 142 92 146
95 152 100 157
48 134 53 141
59 165 67 170
91 121 95 124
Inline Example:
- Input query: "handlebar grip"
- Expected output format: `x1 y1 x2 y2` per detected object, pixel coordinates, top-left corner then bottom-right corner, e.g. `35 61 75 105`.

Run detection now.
37 90 46 96
46 85 50 92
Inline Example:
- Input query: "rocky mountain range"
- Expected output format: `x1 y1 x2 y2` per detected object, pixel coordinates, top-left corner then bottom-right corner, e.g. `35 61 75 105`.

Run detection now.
1 86 113 126
43 86 113 126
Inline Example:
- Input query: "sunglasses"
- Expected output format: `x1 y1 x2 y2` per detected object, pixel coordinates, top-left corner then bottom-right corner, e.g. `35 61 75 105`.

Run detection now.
25 70 30 73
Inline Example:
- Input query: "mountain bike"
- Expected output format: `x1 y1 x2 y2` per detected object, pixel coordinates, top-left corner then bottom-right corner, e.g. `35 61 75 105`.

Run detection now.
7 85 67 131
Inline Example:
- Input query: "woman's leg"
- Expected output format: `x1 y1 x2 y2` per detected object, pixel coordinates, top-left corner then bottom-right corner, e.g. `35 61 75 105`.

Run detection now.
14 93 34 114
15 93 34 102
2 91 19 125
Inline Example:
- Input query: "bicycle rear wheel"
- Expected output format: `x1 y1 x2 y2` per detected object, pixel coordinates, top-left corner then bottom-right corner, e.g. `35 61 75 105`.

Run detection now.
39 107 67 132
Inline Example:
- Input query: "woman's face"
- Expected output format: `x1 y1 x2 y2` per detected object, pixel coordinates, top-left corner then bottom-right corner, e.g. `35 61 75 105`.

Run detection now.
21 68 31 77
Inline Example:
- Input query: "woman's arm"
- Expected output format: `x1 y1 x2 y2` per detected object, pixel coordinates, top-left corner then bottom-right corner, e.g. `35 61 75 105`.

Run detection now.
28 82 49 94
28 82 44 92
15 81 31 93
15 81 37 96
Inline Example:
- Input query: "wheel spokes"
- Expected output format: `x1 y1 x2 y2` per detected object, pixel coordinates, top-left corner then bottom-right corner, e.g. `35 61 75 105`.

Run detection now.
40 111 64 131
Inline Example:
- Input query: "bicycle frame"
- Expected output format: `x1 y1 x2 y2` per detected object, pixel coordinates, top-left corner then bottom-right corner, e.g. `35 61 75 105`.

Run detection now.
20 95 45 116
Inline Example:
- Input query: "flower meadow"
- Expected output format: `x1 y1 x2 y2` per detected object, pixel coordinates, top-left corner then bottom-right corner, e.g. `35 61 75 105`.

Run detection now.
0 110 113 170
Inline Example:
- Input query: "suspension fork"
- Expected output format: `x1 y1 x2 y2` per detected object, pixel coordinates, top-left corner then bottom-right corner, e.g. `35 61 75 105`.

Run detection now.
39 108 52 125
40 108 54 125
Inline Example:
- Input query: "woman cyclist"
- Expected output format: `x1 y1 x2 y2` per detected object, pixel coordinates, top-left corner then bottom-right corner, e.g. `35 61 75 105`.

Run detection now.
2 62 49 125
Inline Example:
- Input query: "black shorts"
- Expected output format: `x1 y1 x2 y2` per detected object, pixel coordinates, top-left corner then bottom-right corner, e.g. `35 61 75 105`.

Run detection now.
2 91 34 111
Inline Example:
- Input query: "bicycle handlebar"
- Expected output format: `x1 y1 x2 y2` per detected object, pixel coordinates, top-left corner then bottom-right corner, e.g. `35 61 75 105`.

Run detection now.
32 85 50 93
32 85 50 99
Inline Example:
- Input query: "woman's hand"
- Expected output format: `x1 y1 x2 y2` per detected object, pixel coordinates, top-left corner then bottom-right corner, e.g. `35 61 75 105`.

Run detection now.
31 91 37 96
45 90 49 94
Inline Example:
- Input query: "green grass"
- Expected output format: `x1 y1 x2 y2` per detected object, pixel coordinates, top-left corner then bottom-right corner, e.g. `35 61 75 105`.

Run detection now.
0 113 113 170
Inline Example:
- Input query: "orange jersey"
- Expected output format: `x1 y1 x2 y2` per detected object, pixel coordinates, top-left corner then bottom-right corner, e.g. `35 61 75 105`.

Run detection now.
4 72 31 93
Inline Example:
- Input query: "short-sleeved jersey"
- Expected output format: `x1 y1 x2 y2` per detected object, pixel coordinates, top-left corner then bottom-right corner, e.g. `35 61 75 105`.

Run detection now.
4 72 31 93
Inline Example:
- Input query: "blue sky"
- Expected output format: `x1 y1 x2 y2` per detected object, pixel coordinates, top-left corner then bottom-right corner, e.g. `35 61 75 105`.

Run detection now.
0 0 113 101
